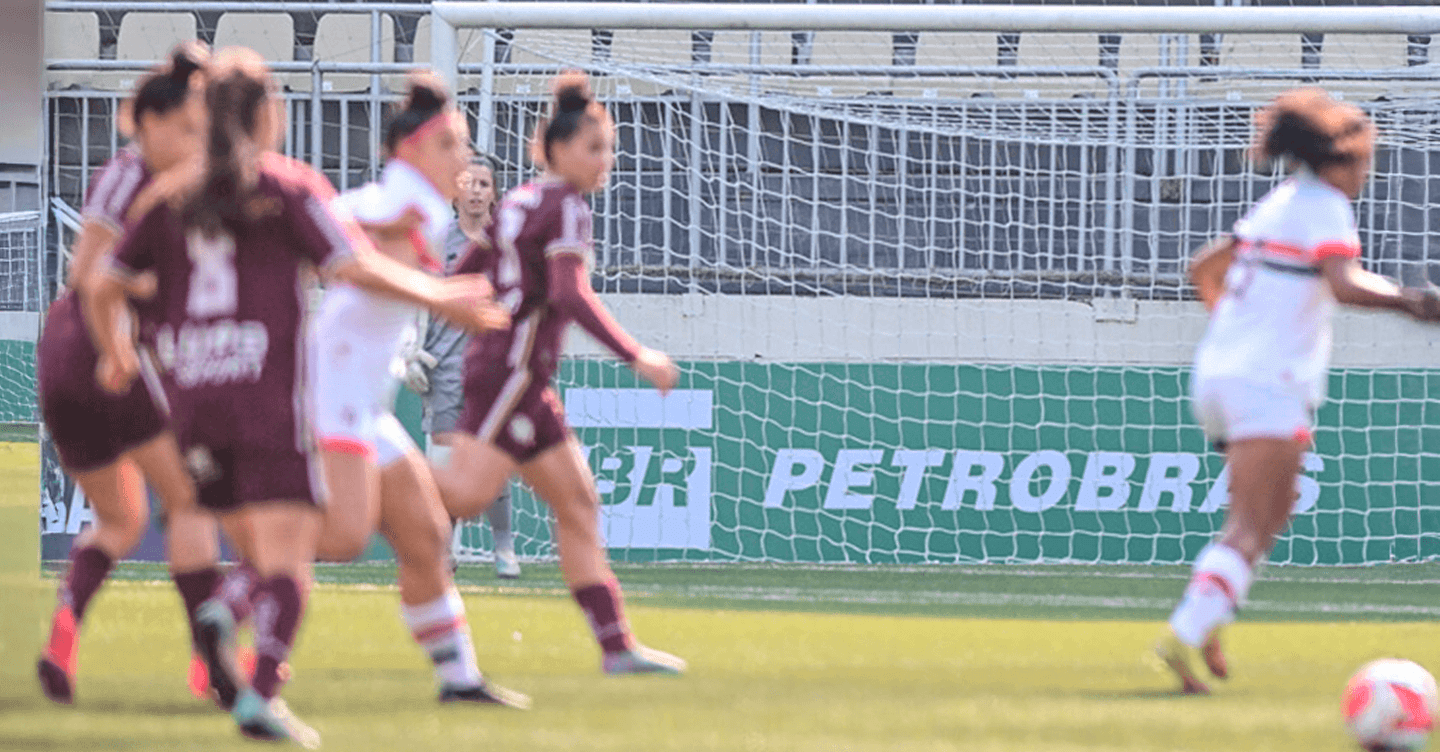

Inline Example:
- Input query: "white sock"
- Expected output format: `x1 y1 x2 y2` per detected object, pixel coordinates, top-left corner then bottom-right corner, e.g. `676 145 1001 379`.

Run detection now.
1169 543 1253 647
494 531 515 555
401 589 482 688
426 442 453 467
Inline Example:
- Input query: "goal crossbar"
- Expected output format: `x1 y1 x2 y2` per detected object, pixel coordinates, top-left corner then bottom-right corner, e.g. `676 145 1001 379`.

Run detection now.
433 2 1440 34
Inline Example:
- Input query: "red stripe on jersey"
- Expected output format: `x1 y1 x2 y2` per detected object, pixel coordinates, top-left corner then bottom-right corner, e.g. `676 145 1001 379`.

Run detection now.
319 436 376 460
1313 241 1361 260
408 226 442 273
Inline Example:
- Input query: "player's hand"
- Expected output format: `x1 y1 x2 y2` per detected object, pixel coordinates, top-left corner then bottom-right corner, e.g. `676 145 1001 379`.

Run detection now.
96 345 140 395
121 271 158 301
631 347 678 395
402 349 438 395
432 275 509 333
1401 286 1440 322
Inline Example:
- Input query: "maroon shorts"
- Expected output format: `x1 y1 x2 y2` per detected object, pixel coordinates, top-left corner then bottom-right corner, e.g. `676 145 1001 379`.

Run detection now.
458 363 570 463
38 295 169 473
184 443 323 514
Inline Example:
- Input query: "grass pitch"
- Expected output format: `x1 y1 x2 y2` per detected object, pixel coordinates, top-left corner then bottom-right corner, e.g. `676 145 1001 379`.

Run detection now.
3 442 1437 751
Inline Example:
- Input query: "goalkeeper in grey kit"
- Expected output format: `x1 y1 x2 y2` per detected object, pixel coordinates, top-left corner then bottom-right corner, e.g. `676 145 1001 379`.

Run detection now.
408 154 522 578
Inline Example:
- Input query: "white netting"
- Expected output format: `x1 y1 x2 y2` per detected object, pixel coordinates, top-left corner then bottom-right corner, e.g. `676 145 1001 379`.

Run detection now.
0 210 42 428
40 4 1440 565
452 24 1440 566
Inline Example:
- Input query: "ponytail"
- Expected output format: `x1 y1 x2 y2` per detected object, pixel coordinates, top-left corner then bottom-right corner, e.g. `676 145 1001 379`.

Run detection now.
384 72 451 154
181 47 273 236
129 40 209 128
529 71 609 167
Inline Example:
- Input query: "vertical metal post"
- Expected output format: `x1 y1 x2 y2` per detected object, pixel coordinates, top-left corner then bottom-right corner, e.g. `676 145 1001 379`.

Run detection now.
310 66 323 171
370 9 383 180
688 92 703 292
478 0 499 155
432 4 460 96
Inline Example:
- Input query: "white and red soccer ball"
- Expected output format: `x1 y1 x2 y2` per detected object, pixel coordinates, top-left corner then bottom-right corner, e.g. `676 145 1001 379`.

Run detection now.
1343 659 1437 751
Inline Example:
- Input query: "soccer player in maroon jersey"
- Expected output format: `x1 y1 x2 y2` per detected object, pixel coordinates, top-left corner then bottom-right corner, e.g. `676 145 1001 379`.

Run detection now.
35 43 222 705
84 48 496 746
434 72 686 675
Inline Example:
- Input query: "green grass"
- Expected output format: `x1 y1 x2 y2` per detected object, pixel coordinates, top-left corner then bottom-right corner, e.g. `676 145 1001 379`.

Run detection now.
7 444 1440 751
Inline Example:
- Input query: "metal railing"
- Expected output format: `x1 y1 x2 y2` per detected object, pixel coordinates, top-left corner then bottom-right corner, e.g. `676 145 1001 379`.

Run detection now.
40 3 1440 299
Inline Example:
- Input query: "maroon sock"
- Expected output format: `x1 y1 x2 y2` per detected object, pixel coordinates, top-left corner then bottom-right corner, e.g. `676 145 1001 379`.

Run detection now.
250 575 304 700
572 580 634 655
65 545 115 623
218 561 260 624
172 567 222 647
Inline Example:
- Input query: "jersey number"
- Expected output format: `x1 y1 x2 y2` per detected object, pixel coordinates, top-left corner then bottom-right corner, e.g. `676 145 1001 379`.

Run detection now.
494 203 525 314
185 230 239 318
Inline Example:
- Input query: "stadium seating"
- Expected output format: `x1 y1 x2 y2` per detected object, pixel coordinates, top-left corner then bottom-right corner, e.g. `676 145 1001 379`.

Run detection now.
1320 34 1406 69
303 12 395 93
410 15 493 91
499 29 593 96
605 30 695 97
44 12 100 90
706 31 792 93
807 32 894 97
892 32 998 99
112 12 199 91
1017 33 1107 98
215 13 301 90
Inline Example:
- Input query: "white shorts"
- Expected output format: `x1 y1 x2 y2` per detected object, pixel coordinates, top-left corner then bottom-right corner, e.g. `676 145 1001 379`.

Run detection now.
309 328 416 467
1192 376 1314 447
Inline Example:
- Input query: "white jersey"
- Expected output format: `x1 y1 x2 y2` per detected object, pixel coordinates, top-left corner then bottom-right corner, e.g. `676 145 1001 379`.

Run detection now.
1192 171 1362 406
317 159 451 348
310 159 452 463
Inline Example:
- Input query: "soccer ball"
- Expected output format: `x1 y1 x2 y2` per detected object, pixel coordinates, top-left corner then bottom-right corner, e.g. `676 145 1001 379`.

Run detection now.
1342 659 1437 751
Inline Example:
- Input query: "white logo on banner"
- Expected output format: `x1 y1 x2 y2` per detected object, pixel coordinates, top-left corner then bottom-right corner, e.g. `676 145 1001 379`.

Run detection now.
567 388 713 549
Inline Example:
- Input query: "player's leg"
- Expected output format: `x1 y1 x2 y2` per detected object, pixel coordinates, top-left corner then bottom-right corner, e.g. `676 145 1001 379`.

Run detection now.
37 457 149 703
433 430 520 579
313 443 381 561
376 425 529 708
310 330 384 562
223 502 322 747
1158 437 1303 693
487 488 521 579
432 431 517 521
519 437 686 676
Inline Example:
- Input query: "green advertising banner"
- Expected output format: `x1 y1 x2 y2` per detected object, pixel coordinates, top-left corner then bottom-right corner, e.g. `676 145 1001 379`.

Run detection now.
490 361 1440 566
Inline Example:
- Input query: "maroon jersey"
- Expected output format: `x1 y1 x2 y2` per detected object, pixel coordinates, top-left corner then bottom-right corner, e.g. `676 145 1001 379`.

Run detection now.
459 179 590 386
110 153 353 461
38 148 167 472
456 179 640 460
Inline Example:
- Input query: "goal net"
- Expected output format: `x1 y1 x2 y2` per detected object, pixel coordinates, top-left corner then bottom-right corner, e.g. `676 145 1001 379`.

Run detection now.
445 13 1440 566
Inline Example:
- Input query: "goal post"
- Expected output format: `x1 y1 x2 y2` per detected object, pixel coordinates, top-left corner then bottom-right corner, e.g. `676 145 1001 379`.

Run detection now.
433 3 1440 567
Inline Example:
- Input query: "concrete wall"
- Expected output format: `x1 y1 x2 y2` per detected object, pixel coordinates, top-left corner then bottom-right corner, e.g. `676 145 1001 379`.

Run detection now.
574 295 1440 368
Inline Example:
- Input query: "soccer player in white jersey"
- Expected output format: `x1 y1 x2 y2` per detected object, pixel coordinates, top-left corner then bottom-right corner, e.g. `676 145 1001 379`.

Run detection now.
308 73 525 707
1154 88 1440 694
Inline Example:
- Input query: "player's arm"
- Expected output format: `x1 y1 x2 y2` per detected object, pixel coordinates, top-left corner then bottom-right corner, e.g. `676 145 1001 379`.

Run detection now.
546 252 677 394
78 206 164 395
327 242 508 333
295 191 507 332
1187 235 1236 312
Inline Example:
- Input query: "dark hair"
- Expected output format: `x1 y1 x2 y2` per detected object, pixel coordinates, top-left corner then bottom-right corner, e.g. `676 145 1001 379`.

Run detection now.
384 73 451 154
1252 87 1374 172
181 47 274 237
530 71 610 166
131 41 209 126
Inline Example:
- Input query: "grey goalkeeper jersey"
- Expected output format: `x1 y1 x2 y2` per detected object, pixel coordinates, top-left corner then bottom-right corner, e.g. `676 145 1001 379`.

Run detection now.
422 220 477 369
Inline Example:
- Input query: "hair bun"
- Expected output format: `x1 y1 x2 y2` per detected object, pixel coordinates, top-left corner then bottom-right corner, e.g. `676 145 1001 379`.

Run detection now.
404 73 449 115
168 41 209 86
553 71 593 114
